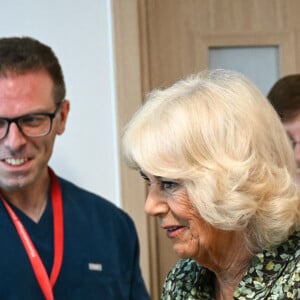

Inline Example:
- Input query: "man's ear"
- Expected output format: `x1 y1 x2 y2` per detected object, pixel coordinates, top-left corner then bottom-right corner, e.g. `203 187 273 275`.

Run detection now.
57 100 70 135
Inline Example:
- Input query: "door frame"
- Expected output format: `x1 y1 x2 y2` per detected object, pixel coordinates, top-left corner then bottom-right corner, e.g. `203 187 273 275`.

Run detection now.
112 0 156 296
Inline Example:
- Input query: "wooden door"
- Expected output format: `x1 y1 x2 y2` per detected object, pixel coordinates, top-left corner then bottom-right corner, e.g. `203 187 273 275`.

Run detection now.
138 0 300 298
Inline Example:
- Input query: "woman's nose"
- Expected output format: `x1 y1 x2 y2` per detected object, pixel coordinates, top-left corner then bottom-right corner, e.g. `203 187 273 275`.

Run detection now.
144 188 169 216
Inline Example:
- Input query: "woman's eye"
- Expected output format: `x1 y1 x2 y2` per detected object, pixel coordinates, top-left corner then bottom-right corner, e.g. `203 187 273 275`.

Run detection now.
161 181 178 190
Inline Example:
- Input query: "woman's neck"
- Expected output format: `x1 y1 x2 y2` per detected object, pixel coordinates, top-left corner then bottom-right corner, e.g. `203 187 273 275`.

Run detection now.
213 241 253 300
196 230 253 300
214 260 250 300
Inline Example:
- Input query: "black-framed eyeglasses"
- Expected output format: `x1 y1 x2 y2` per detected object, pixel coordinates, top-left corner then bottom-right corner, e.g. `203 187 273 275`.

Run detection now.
0 105 61 139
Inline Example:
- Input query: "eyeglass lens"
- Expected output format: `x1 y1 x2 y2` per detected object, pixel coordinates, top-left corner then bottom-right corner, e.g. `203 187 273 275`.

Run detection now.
0 114 53 139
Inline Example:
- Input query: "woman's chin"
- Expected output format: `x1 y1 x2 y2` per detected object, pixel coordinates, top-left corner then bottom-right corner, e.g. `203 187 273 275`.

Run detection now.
173 244 194 259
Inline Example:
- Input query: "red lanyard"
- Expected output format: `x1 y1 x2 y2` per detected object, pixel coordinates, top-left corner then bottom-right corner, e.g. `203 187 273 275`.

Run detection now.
1 168 64 300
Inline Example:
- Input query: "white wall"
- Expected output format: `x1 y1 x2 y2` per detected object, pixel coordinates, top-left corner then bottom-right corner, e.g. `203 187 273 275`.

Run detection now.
0 0 121 206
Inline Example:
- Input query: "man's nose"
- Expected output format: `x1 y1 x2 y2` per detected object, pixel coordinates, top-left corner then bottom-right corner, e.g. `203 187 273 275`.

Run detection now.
3 122 27 149
144 187 169 216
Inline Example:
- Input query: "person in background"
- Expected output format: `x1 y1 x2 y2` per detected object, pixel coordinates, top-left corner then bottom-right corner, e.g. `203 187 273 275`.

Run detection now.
122 69 300 299
0 36 149 300
268 74 300 184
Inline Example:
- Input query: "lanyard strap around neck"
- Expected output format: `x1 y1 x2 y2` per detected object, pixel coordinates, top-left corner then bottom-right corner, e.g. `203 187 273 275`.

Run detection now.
1 168 64 300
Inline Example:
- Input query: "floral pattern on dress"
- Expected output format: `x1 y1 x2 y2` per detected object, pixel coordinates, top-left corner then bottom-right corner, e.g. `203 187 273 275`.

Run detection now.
161 231 300 299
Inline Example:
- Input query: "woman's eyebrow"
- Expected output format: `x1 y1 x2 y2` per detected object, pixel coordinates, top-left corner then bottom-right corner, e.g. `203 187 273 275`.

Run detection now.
139 170 163 181
139 170 144 176
139 170 150 179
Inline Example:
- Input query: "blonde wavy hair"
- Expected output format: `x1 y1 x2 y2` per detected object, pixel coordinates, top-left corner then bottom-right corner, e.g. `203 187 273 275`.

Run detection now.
122 69 300 252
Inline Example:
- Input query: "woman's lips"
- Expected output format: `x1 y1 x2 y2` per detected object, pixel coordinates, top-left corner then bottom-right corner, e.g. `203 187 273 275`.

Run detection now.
163 226 186 239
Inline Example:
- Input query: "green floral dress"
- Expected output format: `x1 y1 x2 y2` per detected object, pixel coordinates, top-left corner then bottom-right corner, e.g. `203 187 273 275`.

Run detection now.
161 231 300 299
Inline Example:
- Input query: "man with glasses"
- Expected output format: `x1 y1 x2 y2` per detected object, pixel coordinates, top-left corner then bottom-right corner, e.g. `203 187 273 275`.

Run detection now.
0 37 149 300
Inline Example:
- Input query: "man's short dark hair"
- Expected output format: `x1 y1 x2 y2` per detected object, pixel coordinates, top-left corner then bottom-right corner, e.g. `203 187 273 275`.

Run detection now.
267 74 300 120
0 36 66 105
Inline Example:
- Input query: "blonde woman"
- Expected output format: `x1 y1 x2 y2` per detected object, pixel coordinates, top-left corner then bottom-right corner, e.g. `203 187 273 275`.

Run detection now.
123 69 300 299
